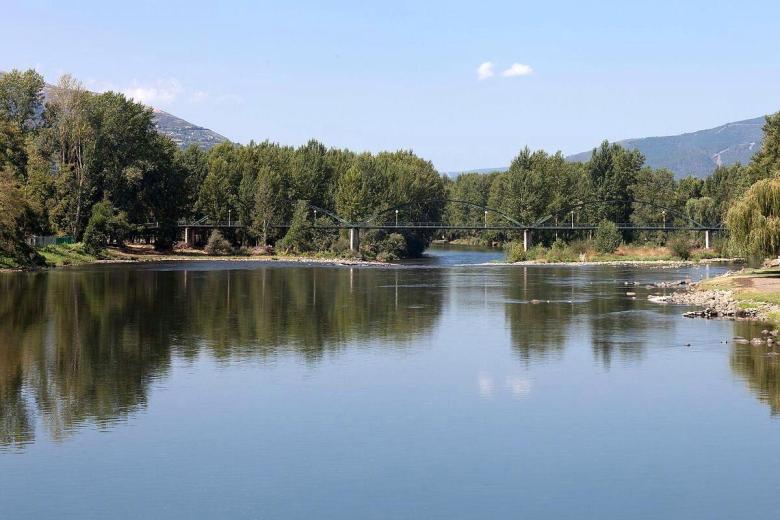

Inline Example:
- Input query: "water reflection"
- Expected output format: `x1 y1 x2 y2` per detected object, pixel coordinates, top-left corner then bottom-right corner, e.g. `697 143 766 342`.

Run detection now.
731 322 780 414
499 266 677 367
2 259 779 451
0 265 443 446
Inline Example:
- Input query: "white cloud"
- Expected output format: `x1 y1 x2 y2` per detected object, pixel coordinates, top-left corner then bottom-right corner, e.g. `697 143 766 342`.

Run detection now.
122 79 183 105
502 63 534 77
189 90 208 103
476 61 494 81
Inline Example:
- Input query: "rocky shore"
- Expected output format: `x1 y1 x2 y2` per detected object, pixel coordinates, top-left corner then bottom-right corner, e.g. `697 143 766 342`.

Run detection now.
648 289 761 319
645 275 780 321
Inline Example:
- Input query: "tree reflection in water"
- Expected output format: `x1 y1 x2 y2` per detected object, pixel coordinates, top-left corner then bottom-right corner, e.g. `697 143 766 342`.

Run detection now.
2 262 779 449
0 265 443 447
500 266 667 367
730 321 780 415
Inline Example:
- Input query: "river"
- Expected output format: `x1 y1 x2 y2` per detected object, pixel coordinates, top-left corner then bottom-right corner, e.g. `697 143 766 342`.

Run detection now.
1 246 778 519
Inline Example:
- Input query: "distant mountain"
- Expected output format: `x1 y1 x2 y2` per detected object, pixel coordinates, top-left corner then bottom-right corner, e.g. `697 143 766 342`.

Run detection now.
150 107 228 150
566 116 766 178
448 115 768 179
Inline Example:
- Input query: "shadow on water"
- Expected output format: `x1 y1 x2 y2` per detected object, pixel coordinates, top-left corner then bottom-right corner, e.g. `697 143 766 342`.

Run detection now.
0 265 443 447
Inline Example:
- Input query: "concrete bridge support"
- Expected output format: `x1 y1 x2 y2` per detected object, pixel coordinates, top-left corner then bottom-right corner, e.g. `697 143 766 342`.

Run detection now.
523 229 532 252
349 228 360 253
704 230 710 250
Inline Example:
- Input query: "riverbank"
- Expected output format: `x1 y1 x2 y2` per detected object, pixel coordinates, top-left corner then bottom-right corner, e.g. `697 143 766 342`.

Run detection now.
503 258 735 267
648 267 780 322
0 243 390 271
499 238 736 265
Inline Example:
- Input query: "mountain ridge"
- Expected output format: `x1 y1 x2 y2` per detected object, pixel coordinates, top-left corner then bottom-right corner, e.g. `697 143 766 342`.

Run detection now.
449 115 769 179
566 116 765 178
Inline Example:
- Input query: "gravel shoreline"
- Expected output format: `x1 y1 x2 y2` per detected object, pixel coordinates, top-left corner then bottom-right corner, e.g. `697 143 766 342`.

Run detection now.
648 286 779 321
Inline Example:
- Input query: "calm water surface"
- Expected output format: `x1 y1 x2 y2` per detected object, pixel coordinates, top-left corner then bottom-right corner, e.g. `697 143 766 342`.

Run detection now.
1 246 779 519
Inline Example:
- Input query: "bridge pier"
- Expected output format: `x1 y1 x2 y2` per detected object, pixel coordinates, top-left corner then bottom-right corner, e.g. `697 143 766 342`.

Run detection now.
184 227 191 247
705 230 710 250
523 229 532 252
349 228 360 253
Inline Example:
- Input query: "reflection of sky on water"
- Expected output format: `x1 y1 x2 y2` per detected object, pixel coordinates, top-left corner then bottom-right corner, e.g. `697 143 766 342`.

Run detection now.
1 249 779 519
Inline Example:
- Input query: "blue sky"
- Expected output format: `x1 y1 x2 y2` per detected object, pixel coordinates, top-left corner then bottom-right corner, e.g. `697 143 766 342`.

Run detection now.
4 0 780 172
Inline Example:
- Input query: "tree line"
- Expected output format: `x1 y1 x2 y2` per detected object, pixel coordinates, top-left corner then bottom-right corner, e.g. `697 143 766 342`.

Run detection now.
2 67 780 264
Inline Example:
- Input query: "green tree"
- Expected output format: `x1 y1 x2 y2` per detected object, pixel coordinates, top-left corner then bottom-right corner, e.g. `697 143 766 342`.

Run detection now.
376 150 445 256
46 75 94 239
0 170 35 263
585 141 644 223
0 69 45 178
197 143 241 222
277 200 313 253
174 145 208 218
0 69 45 130
746 112 780 182
594 220 622 253
335 153 385 222
702 163 752 220
726 177 780 258
289 140 332 207
251 166 286 245
630 167 676 243
685 197 718 226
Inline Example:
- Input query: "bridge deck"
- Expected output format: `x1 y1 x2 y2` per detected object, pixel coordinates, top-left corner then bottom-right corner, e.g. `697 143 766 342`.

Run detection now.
145 222 721 232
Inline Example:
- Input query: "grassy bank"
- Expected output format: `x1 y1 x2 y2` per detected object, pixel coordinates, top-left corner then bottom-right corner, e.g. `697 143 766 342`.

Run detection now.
37 244 112 267
0 254 22 269
505 241 726 264
0 243 388 271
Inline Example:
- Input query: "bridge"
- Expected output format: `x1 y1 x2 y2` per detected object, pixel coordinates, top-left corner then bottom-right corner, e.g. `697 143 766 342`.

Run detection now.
145 199 723 252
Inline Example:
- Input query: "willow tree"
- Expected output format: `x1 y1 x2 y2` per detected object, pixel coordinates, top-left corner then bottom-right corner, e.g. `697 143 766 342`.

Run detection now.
726 177 780 257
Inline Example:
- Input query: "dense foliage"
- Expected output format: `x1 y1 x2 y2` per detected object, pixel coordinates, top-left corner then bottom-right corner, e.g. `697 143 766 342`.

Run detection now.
726 177 780 258
3 67 780 265
83 200 130 255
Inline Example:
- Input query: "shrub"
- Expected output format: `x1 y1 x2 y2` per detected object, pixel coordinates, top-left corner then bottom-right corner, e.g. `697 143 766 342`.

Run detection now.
360 230 408 261
205 230 233 255
546 239 577 262
594 220 622 253
504 241 526 262
380 233 407 261
570 239 592 255
667 235 691 260
83 201 130 255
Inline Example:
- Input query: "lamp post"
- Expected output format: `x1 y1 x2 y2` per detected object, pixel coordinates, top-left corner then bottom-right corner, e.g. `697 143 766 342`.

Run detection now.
571 210 574 229
484 210 488 228
314 209 317 222
662 210 666 228
228 209 231 227
395 209 399 227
